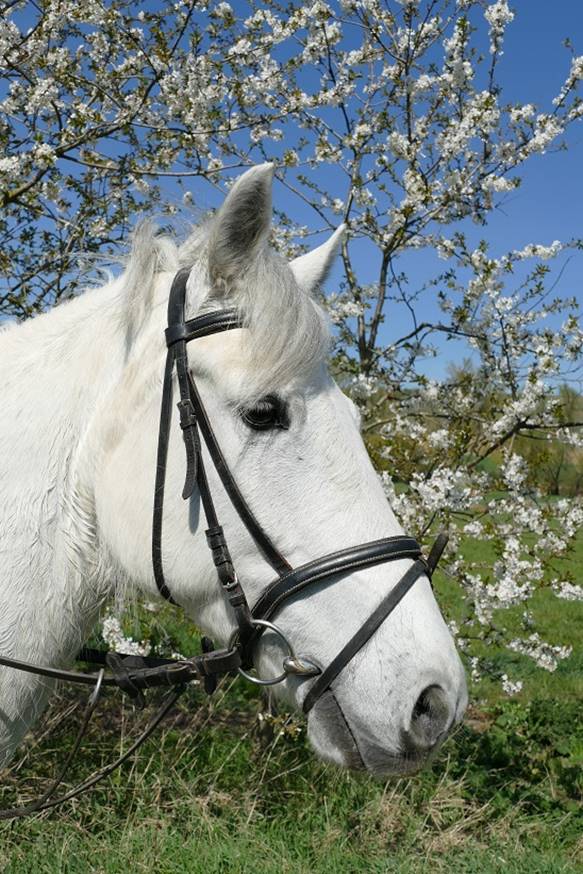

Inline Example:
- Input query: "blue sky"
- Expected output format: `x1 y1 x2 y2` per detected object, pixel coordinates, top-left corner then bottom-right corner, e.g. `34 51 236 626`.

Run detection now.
465 1 583 253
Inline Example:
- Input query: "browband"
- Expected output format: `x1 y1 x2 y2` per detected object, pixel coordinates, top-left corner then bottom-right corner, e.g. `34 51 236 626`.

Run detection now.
165 309 242 347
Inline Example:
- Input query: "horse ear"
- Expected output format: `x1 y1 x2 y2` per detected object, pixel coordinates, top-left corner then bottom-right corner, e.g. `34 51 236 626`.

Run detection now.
290 225 346 294
208 163 274 283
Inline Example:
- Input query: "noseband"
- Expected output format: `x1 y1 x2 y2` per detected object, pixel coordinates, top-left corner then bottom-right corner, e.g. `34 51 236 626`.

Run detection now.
0 268 448 817
152 268 448 713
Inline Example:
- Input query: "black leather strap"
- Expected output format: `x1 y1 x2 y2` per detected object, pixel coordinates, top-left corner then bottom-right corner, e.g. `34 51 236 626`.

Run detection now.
192 646 242 676
78 647 181 670
302 557 431 713
166 266 195 328
165 309 242 347
186 372 292 576
85 646 243 680
251 537 422 622
0 646 242 692
425 532 449 574
152 345 179 604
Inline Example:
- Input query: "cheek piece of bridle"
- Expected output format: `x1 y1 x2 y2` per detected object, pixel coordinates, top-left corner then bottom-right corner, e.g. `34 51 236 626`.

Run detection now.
0 268 448 818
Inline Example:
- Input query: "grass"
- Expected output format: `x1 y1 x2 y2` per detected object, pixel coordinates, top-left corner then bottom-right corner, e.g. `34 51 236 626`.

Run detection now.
1 694 581 874
0 534 581 873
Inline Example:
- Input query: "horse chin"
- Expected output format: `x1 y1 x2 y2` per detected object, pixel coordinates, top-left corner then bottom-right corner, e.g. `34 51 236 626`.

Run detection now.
305 692 366 772
305 691 440 778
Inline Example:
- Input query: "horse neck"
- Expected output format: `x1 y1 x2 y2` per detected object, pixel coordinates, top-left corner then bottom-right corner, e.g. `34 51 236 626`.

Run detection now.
0 279 131 668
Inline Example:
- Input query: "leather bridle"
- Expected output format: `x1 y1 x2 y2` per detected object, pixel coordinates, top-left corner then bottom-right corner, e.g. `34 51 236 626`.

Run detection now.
152 268 448 711
0 268 448 817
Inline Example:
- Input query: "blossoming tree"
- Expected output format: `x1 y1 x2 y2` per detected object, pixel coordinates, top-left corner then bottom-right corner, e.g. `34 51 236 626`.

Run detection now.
2 0 583 688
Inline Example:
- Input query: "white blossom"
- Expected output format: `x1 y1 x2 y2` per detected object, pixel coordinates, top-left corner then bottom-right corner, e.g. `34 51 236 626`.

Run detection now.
412 468 474 513
463 520 484 538
213 2 233 17
484 1 514 54
501 674 523 696
510 103 535 123
101 614 151 657
525 114 564 154
508 633 572 672
513 240 562 260
427 428 451 449
552 580 583 602
502 453 528 491
469 657 481 684
481 175 517 193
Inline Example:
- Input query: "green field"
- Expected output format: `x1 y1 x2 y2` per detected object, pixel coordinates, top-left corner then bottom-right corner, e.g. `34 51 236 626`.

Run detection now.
0 538 581 874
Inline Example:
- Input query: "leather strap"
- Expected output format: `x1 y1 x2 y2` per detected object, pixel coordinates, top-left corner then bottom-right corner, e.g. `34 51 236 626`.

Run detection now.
425 532 449 574
302 557 431 713
165 309 242 347
251 536 422 622
186 372 292 576
0 647 242 691
152 344 179 604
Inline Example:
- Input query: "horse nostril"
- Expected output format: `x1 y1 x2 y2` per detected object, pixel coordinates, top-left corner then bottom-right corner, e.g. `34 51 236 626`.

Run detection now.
406 684 452 752
412 687 433 720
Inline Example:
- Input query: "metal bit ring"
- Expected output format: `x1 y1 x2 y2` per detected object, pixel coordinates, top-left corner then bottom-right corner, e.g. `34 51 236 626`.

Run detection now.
229 619 320 687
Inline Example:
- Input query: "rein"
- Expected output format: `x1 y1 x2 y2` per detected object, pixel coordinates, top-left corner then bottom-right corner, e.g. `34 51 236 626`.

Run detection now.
0 268 449 819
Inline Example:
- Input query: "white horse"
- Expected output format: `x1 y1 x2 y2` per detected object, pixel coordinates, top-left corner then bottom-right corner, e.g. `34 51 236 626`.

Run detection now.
0 164 467 777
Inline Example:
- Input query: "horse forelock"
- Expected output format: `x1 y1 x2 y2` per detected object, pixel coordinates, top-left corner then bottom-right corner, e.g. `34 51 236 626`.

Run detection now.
122 219 331 401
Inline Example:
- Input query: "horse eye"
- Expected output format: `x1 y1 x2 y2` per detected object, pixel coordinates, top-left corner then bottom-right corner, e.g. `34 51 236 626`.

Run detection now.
241 396 288 431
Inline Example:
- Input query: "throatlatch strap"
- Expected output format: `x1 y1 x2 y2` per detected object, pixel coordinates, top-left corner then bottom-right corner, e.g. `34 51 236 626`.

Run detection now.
152 344 179 605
